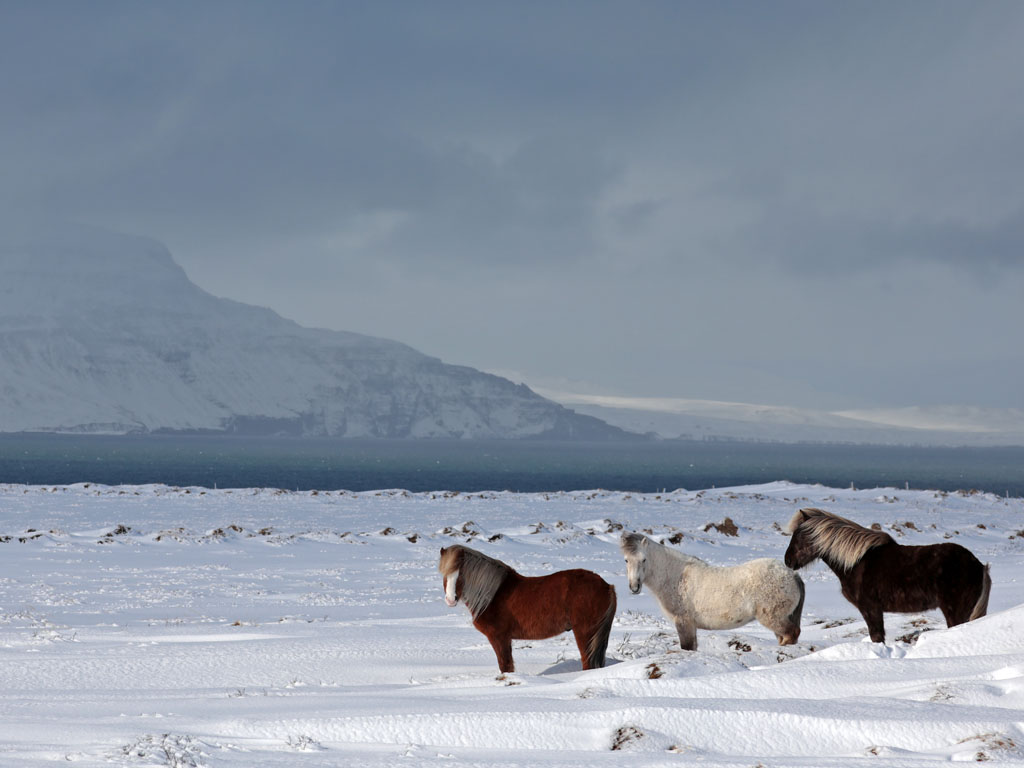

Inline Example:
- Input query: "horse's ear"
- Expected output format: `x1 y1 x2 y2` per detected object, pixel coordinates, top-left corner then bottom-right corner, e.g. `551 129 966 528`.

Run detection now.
786 509 809 533
620 532 648 555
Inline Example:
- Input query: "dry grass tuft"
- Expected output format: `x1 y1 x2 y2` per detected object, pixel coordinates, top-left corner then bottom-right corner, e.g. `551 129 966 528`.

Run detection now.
611 725 644 751
703 517 739 536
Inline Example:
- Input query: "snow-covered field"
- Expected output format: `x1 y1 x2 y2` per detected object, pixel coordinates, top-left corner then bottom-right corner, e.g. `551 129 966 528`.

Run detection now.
1 481 1022 766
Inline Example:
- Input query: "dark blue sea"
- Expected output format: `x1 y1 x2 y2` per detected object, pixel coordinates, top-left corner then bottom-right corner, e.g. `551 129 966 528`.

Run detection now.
0 434 1022 497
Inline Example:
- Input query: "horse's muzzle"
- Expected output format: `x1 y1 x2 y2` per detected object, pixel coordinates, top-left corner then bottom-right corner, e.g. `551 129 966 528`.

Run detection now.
445 597 457 607
629 584 641 595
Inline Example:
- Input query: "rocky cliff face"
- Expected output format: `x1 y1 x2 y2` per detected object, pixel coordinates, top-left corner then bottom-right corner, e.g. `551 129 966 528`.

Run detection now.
0 223 630 439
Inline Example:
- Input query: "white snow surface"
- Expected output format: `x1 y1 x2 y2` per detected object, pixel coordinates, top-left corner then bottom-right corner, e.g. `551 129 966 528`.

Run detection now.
1 481 1022 766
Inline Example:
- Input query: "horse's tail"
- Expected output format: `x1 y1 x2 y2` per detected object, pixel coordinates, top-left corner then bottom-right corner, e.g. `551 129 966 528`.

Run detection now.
585 583 617 669
969 563 992 622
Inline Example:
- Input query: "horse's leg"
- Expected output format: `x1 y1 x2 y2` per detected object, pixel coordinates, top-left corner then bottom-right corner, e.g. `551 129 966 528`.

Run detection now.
486 633 515 673
570 582 616 670
858 604 886 643
939 593 974 628
675 618 697 651
839 574 885 643
939 603 961 628
939 569 986 628
570 618 601 670
571 626 593 669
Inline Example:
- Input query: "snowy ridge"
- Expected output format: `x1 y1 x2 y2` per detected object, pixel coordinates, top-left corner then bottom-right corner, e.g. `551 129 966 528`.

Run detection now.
538 390 1024 446
1 481 1022 765
0 223 628 439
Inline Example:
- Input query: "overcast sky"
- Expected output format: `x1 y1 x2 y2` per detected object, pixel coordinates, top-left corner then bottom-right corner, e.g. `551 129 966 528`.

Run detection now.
3 1 1023 410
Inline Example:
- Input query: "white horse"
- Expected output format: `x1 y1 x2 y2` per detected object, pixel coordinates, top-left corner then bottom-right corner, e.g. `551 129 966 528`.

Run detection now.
620 532 804 651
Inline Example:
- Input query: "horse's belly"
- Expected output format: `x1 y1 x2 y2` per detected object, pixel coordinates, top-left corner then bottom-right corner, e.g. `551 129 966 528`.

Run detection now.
692 595 755 630
517 626 569 641
854 571 940 614
699 613 751 630
882 593 939 613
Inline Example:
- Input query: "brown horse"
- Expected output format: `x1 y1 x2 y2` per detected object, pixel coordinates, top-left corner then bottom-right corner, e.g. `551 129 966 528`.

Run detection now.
438 545 616 673
784 507 991 643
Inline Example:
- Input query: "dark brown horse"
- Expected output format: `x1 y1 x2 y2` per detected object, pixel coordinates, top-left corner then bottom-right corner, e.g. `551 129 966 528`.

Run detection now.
784 507 991 643
439 545 616 673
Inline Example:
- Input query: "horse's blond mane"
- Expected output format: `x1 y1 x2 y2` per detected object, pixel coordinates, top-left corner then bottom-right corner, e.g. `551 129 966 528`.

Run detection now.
438 546 460 576
787 507 894 571
438 545 514 618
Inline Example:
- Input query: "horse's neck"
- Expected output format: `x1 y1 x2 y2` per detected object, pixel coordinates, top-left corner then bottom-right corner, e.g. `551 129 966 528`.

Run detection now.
817 550 852 581
656 543 702 568
645 541 692 594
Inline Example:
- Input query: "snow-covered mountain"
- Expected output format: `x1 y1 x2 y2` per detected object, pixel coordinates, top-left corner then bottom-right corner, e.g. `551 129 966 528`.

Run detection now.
0 223 631 439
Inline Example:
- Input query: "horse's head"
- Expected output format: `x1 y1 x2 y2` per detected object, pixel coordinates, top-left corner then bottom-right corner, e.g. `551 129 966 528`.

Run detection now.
783 509 816 570
620 532 649 594
438 546 463 607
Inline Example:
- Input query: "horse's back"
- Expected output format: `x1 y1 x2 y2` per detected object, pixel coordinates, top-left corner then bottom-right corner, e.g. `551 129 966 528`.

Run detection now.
519 567 610 591
746 557 798 580
489 569 614 639
871 541 984 581
695 558 797 594
916 542 988 600
545 569 615 611
856 541 987 614
683 558 799 629
920 541 984 568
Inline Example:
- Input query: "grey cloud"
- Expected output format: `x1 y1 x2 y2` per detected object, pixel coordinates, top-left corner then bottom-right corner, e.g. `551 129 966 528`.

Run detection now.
738 206 1024 278
3 1 1024 410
